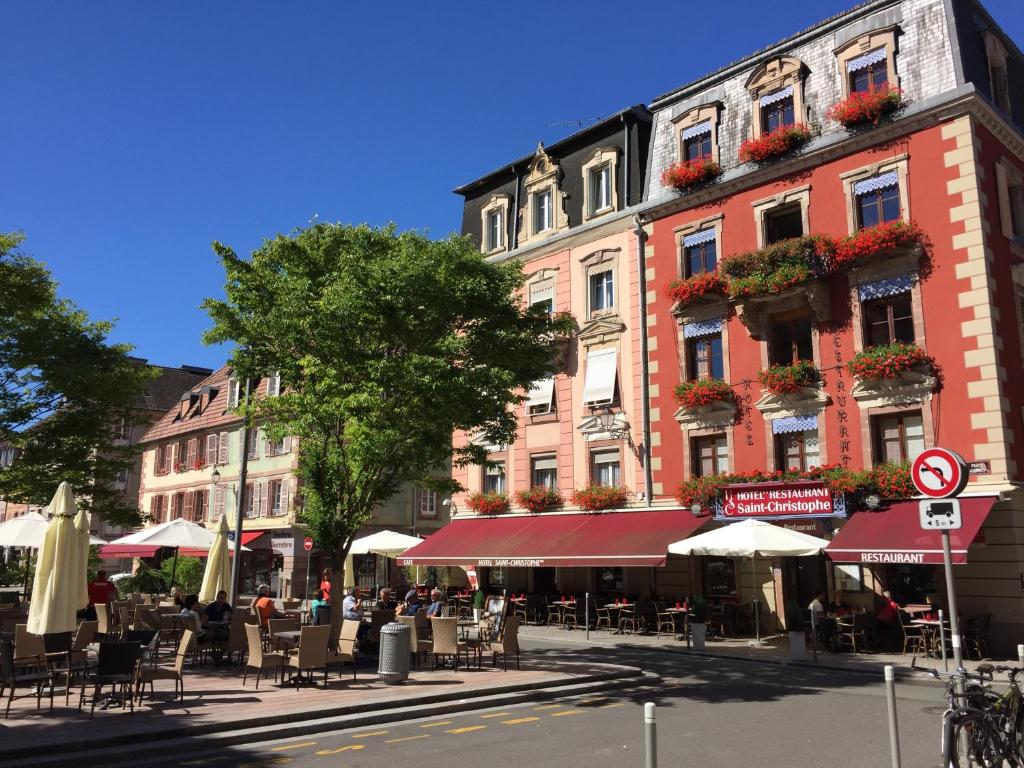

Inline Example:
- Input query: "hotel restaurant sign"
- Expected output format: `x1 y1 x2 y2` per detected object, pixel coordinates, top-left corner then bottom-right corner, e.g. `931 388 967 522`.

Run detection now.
715 481 846 521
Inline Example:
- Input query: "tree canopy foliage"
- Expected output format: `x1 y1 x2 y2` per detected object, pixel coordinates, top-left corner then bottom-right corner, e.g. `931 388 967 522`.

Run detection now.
0 232 154 526
204 223 568 626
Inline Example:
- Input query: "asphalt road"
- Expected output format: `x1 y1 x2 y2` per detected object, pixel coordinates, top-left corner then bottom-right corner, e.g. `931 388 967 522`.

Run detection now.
125 636 951 768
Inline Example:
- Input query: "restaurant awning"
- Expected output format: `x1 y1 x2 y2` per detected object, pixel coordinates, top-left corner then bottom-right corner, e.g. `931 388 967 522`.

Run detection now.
398 508 708 568
180 531 264 558
100 544 160 558
826 496 996 565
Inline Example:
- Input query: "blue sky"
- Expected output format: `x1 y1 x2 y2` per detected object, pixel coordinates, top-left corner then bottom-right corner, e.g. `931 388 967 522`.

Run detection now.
3 1 1021 371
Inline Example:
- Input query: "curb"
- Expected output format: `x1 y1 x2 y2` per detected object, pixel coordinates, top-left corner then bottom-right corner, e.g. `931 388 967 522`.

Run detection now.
1 663 643 768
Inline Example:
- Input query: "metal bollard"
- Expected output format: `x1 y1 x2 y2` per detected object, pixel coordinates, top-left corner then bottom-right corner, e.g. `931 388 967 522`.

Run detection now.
644 702 657 768
585 591 590 641
884 665 902 768
810 606 818 663
938 609 948 672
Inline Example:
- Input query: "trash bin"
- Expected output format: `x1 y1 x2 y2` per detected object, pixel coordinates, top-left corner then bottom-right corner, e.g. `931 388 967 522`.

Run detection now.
377 621 411 684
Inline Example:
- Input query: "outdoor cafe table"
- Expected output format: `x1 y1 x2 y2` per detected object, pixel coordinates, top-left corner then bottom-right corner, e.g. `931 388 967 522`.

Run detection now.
273 629 302 651
663 607 688 640
912 619 953 658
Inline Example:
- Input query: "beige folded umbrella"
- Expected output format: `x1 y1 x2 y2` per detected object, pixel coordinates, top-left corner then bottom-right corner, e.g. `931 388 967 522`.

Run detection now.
199 515 231 602
27 483 88 635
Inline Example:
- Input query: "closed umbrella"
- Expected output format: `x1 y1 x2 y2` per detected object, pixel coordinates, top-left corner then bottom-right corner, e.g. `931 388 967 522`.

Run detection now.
73 505 91 614
27 483 87 635
199 516 231 602
668 519 829 642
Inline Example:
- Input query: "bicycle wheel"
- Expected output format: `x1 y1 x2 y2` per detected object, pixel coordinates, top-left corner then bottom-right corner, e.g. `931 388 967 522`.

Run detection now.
947 713 1002 768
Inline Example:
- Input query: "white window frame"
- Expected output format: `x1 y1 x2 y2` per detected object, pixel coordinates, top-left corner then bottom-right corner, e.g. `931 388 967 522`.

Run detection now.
486 209 504 252
590 449 621 487
589 164 612 215
266 372 281 397
483 461 506 494
589 269 615 316
419 488 438 518
533 189 553 234
526 377 556 416
582 348 618 406
531 454 558 490
228 378 241 408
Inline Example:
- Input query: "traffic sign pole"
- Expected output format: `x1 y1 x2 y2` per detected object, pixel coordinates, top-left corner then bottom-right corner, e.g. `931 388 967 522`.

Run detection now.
941 531 965 675
303 537 314 613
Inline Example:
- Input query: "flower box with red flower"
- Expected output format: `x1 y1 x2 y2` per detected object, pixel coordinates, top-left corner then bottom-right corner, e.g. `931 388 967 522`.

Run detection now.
758 360 819 396
834 220 928 268
466 491 511 516
661 158 721 192
848 342 931 382
720 236 835 300
570 485 629 511
666 271 729 308
826 85 904 129
674 379 735 410
739 124 812 164
515 486 564 514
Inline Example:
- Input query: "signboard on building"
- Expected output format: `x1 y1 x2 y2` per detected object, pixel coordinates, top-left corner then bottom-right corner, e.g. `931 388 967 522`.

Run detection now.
271 534 294 556
716 481 845 521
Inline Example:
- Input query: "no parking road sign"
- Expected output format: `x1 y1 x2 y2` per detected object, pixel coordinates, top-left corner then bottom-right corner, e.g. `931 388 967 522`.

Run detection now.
911 447 968 499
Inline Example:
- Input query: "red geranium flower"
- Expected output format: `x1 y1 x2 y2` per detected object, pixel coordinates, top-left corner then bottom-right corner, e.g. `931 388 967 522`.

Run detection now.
826 86 904 128
666 271 729 306
674 379 735 410
739 124 812 164
662 158 721 191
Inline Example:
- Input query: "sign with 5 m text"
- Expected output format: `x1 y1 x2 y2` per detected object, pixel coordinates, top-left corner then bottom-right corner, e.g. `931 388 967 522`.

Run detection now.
716 481 846 521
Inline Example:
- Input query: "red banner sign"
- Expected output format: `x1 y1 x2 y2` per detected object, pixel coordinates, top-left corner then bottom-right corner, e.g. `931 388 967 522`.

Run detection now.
719 481 838 520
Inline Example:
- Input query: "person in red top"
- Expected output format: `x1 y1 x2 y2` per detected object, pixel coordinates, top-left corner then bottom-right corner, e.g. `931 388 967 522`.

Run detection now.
86 570 118 620
876 590 902 650
319 568 333 602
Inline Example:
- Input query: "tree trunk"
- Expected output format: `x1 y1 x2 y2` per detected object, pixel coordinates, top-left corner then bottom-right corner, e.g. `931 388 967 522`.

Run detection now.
328 542 352 648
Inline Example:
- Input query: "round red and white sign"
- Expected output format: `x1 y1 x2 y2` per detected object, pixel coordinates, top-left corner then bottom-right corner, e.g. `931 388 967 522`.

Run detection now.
303 537 314 552
911 447 968 499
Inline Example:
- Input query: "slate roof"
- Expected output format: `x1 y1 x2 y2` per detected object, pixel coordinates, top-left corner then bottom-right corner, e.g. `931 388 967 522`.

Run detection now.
136 360 213 414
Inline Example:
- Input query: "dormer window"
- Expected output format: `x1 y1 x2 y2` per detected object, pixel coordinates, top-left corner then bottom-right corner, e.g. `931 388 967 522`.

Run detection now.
533 189 552 234
487 209 504 251
683 122 712 161
849 48 888 94
589 165 612 215
984 32 1011 115
266 372 280 397
227 377 241 408
745 57 807 140
761 87 795 133
479 194 511 254
518 144 567 246
178 392 196 420
581 147 620 221
834 29 899 100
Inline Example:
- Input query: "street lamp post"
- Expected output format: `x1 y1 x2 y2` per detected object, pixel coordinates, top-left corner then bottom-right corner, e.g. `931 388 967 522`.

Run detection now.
228 378 252 606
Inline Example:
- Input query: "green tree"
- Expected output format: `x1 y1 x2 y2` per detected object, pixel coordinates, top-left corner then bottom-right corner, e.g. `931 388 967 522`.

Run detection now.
0 232 155 527
204 223 567 636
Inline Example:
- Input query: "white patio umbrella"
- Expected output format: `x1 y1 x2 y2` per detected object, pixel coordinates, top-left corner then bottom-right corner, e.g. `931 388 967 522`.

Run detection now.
0 509 105 548
668 519 830 641
343 530 423 590
105 518 249 588
199 516 231 602
27 483 89 635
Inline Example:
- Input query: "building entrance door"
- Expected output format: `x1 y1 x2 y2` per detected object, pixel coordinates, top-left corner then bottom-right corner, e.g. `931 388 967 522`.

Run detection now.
782 555 827 610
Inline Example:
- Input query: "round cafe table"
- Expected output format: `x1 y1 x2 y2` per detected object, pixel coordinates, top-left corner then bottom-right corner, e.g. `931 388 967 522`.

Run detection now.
663 608 689 640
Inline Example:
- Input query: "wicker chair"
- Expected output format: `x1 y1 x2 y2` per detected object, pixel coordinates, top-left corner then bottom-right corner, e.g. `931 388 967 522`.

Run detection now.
242 623 284 689
369 610 392 645
430 617 473 670
285 625 330 688
268 617 299 652
396 616 432 667
137 628 193 703
95 604 111 640
483 615 520 671
1 635 52 718
326 619 360 681
898 610 927 655
13 624 45 669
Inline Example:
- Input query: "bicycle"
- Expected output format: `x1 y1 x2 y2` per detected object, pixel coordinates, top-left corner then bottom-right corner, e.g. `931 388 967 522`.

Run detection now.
913 658 1024 767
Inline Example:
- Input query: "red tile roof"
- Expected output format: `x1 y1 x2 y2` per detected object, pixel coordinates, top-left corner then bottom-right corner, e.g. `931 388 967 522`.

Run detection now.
141 364 244 444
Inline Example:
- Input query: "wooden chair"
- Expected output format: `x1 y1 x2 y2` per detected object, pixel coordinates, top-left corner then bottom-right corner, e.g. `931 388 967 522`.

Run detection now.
285 625 330 688
137 629 192 703
898 610 927 655
327 619 360 681
484 615 520 671
430 617 473 670
1 635 52 718
837 613 875 653
242 623 284 689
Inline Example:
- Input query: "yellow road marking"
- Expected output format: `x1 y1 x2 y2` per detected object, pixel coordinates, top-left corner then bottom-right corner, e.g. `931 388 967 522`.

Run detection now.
446 725 487 734
420 720 453 728
577 697 607 705
480 711 511 718
385 735 430 744
351 730 389 738
533 704 562 710
502 716 540 725
599 702 626 709
550 709 584 717
271 741 317 752
315 745 366 755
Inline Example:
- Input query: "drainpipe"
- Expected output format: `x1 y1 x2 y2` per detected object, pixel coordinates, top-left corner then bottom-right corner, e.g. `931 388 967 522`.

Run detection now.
633 214 653 507
510 167 521 252
622 112 631 207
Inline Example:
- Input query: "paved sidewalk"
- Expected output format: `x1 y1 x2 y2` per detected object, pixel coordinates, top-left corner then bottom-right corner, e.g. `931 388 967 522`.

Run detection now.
519 624 1019 678
0 656 639 760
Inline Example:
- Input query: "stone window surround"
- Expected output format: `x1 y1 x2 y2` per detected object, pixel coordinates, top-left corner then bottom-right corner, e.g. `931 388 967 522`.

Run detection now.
751 185 811 249
526 266 560 309
847 255 926 355
581 248 620 320
673 213 724 279
480 194 511 255
984 32 1011 115
581 147 621 221
858 404 934 469
517 145 569 248
671 103 722 165
833 27 899 99
677 309 731 385
839 154 910 235
683 427 732 482
744 56 807 140
995 158 1024 255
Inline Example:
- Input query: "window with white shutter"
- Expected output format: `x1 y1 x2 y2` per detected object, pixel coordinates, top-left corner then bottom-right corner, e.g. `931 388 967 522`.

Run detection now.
218 431 229 465
206 434 218 466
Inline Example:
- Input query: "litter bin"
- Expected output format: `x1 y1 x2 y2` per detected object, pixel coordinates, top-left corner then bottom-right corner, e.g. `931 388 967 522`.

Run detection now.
377 622 411 684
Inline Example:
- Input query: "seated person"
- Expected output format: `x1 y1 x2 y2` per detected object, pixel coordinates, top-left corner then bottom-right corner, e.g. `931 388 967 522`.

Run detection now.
807 590 826 613
401 589 423 616
253 584 285 628
203 590 233 641
342 588 364 621
828 591 851 614
876 590 900 626
425 588 445 617
310 589 330 625
179 594 206 641
376 588 398 612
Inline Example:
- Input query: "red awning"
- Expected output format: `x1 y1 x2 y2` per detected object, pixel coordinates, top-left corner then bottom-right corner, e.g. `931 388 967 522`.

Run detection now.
99 544 160 559
398 508 708 568
179 531 265 558
826 497 996 566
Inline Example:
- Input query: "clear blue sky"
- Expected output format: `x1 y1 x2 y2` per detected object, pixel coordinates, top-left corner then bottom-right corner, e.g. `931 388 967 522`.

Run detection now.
3 1 1021 371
